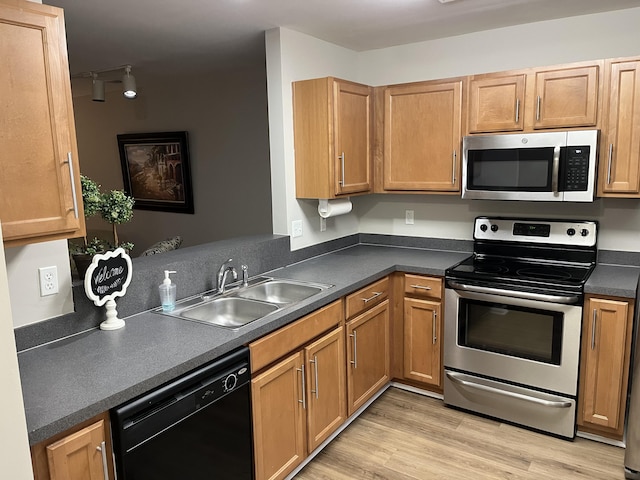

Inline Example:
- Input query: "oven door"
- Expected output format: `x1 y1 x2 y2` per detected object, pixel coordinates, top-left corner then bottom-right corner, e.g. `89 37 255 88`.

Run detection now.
444 285 582 396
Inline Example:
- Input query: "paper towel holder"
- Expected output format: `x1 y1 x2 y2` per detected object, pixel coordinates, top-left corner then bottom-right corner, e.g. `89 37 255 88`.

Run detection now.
318 198 352 218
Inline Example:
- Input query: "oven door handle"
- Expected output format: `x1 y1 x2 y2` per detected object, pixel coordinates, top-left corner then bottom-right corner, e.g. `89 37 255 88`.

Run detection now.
447 281 579 304
446 372 572 409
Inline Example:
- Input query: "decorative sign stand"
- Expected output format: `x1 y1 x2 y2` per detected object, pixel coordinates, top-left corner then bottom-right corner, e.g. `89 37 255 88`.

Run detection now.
84 248 133 331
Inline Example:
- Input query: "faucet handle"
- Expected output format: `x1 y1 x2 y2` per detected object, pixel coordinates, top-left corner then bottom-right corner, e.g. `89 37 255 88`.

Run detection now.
241 264 248 287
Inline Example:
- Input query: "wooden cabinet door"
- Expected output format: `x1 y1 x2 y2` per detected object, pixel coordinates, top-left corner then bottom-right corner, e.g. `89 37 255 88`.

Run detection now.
579 298 630 434
334 80 372 195
533 65 599 129
403 297 442 388
598 59 640 196
345 299 390 416
0 2 84 246
305 326 347 452
468 74 525 133
46 420 107 480
293 77 371 199
383 80 462 192
252 351 307 480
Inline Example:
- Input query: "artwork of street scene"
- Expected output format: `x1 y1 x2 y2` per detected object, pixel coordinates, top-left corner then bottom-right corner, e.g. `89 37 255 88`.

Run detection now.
124 142 186 203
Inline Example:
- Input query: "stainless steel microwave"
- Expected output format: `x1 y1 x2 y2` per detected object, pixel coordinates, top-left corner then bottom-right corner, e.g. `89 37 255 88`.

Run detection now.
462 130 599 202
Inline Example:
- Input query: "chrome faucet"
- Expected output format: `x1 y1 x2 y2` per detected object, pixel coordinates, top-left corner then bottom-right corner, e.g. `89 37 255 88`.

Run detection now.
216 258 238 294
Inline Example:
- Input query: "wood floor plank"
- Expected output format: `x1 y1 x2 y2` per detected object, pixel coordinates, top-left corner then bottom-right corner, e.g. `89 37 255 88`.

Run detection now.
294 387 626 480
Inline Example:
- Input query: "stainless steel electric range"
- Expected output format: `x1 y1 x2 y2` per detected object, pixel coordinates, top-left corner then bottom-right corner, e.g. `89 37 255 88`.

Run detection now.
444 216 597 439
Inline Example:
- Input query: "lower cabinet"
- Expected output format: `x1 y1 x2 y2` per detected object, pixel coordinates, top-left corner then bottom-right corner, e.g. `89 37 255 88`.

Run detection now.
403 297 441 388
578 295 634 440
400 274 444 392
31 413 113 480
251 351 307 480
345 299 390 415
250 300 345 480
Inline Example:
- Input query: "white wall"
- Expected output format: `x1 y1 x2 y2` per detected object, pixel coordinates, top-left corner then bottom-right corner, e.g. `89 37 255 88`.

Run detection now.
265 28 361 249
0 224 34 479
269 7 640 252
5 240 74 328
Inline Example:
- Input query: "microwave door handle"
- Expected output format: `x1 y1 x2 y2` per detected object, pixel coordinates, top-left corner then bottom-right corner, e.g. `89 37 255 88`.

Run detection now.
551 145 561 196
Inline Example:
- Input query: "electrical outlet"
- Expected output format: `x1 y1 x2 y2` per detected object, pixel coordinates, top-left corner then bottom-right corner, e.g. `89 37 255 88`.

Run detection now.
38 266 59 296
405 210 415 225
292 220 303 238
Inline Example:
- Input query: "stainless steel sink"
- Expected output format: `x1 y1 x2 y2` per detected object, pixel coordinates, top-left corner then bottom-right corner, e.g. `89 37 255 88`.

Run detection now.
179 297 279 328
235 280 324 304
157 277 333 329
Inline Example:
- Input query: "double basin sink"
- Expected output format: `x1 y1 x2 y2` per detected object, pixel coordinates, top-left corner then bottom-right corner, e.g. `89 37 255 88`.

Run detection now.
157 277 333 329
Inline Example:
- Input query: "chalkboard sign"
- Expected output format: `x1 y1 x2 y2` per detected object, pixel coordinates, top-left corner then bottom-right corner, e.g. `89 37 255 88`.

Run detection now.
84 248 133 307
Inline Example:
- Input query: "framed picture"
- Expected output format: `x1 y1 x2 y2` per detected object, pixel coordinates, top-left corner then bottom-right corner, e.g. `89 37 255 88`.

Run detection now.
117 131 194 214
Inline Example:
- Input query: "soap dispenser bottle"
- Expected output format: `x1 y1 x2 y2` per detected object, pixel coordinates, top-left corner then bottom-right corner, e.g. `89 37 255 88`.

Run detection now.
159 270 177 312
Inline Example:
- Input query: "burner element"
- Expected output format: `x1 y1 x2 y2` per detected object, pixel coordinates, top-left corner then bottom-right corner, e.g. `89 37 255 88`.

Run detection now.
516 267 573 281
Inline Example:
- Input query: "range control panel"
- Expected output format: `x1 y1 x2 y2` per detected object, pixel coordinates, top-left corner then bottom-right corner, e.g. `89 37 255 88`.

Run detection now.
474 217 597 247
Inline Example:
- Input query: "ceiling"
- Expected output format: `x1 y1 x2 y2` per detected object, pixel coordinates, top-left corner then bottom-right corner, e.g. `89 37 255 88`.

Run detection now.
49 0 640 78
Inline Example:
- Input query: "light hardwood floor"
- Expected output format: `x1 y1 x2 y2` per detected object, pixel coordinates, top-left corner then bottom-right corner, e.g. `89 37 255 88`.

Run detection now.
294 387 626 479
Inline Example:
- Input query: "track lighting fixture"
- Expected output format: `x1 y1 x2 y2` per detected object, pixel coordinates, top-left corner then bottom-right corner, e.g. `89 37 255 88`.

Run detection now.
73 64 138 102
122 65 137 99
91 73 105 102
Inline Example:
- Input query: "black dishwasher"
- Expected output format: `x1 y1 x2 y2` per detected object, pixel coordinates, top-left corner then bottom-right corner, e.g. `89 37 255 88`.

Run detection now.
111 346 253 479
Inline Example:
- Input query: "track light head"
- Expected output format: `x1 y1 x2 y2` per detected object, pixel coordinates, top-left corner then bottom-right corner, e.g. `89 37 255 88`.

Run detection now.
91 73 105 102
122 65 137 99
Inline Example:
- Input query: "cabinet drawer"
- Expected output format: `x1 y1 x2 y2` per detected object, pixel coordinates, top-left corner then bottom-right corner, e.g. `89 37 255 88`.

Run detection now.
345 277 389 319
404 274 442 299
250 299 343 373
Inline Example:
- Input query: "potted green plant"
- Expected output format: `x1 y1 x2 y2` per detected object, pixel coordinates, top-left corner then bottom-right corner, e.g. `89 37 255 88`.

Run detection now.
70 175 135 278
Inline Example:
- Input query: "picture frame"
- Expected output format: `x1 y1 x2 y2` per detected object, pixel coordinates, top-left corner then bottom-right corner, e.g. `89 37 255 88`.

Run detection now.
117 131 194 214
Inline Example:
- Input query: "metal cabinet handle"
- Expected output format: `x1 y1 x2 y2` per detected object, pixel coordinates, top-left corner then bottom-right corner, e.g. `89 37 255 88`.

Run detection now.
536 95 541 121
297 364 306 409
446 372 572 408
591 309 597 350
361 291 382 303
607 144 614 184
515 98 520 123
338 152 345 187
432 311 437 345
65 152 79 219
96 441 109 480
350 330 358 368
410 284 432 291
452 151 457 184
310 355 319 399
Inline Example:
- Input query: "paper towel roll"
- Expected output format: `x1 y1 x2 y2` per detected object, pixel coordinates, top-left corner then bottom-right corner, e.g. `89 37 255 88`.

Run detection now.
318 198 352 218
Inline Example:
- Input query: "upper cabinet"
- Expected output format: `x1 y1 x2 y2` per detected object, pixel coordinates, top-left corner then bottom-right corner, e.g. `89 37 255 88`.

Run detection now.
466 61 602 134
0 1 85 247
532 64 600 129
293 77 372 199
381 79 463 192
598 58 640 197
468 74 526 133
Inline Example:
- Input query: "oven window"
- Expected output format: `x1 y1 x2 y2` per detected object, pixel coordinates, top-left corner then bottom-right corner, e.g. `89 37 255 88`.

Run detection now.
467 147 553 191
458 299 563 365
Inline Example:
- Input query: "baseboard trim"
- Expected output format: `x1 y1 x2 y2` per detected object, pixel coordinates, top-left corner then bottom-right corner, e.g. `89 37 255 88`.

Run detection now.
285 382 392 479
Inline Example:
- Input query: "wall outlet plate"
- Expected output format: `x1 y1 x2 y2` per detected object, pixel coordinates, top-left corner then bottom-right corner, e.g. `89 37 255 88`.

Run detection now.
405 210 415 225
292 220 303 238
38 266 59 296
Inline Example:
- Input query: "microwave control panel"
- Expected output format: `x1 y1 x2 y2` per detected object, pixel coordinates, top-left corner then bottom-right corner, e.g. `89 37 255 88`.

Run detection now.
561 146 590 191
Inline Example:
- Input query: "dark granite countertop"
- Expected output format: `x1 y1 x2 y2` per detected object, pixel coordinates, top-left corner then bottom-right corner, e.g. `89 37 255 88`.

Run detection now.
585 263 640 298
18 244 469 444
17 243 640 445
